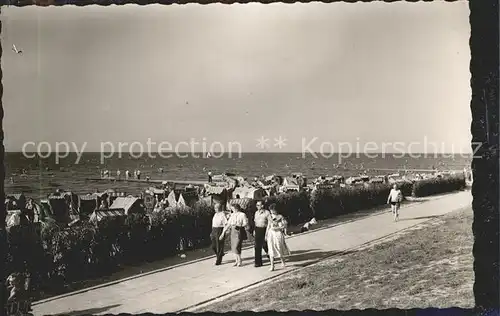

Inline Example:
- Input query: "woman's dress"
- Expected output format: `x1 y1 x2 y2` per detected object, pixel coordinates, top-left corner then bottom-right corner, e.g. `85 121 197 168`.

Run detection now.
227 211 248 255
266 215 291 258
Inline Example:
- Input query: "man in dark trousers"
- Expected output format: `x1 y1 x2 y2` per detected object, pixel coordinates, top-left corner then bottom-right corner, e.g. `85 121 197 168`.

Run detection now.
211 202 227 265
253 200 270 267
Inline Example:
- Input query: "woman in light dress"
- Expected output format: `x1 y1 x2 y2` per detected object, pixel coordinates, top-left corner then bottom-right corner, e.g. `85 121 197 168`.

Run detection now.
220 204 251 267
266 203 291 271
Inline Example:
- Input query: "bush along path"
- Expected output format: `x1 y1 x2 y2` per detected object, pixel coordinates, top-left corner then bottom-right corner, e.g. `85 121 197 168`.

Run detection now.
7 174 466 301
31 190 472 316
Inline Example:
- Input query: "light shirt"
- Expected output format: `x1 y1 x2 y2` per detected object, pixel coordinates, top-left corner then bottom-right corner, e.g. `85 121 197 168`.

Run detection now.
212 212 227 228
254 209 271 228
388 189 402 202
227 211 249 227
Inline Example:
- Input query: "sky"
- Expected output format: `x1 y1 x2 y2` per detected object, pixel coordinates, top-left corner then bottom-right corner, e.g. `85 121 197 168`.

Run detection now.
1 2 471 153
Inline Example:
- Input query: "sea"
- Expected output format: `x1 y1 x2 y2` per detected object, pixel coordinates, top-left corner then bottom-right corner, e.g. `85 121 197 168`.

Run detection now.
5 152 471 200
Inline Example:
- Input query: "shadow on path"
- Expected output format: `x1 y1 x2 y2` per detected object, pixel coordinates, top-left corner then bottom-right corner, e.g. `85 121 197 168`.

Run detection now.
400 215 441 221
288 249 359 267
241 249 320 262
52 304 121 316
287 249 320 256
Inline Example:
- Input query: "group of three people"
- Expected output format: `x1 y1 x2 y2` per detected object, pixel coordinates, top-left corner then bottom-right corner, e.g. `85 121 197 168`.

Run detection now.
211 200 290 271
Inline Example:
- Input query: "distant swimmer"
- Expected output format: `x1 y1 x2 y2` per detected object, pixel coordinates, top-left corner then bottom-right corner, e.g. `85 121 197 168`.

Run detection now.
136 170 141 180
208 171 213 183
125 170 130 180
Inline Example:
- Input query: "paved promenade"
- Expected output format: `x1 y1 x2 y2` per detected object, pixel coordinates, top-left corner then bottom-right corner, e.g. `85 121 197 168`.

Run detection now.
33 191 472 315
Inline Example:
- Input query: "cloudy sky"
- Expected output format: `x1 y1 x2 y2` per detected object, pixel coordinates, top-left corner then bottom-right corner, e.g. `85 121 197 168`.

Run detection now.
2 2 471 153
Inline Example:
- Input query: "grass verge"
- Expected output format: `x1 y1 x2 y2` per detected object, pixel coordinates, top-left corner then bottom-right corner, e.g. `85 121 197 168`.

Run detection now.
200 206 474 311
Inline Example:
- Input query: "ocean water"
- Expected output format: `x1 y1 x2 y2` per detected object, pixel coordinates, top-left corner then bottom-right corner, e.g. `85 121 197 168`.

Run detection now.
5 152 471 199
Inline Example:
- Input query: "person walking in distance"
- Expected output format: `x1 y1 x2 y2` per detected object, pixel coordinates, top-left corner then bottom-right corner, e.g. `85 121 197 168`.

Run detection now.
211 202 227 265
387 184 403 222
253 200 270 267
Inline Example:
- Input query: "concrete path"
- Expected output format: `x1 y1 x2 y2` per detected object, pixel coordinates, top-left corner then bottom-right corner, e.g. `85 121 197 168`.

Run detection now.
33 191 472 316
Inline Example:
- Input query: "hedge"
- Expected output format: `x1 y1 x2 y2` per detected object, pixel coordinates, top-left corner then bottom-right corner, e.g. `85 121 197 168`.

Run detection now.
262 181 413 224
310 181 413 221
5 176 464 297
5 200 215 297
263 190 313 226
412 174 466 197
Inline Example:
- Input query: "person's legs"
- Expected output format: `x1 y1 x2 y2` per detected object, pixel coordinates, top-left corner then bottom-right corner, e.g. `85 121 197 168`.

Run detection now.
280 255 286 268
254 227 265 267
237 239 244 266
263 237 269 255
230 228 239 266
211 238 217 255
215 228 225 265
269 255 275 271
216 238 224 265
263 230 270 262
211 228 218 255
